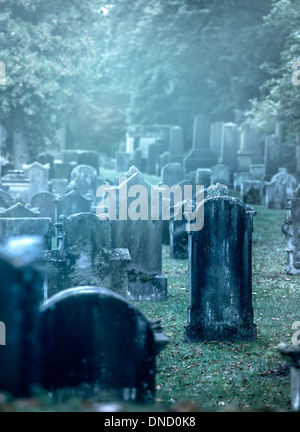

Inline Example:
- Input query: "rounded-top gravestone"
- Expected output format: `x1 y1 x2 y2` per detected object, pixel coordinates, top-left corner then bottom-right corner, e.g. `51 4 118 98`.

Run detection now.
39 286 157 402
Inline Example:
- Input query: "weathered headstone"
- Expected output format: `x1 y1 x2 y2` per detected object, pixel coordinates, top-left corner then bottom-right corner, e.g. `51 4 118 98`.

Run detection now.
0 237 43 397
185 184 257 342
266 180 287 210
210 164 231 187
282 198 300 275
44 213 131 299
24 162 50 200
220 123 239 172
39 286 168 401
54 189 92 220
271 168 297 199
70 165 98 200
184 115 217 172
111 167 168 300
241 180 263 205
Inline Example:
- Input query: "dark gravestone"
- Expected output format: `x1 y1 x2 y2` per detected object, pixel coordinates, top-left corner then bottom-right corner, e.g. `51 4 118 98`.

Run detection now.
265 181 287 210
77 151 100 172
0 190 14 209
184 115 217 172
0 237 43 397
39 286 164 402
185 184 257 342
111 167 168 300
271 168 297 199
55 190 92 220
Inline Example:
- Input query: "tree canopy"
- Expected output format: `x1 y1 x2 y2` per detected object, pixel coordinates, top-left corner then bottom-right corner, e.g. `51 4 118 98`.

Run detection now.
0 0 299 159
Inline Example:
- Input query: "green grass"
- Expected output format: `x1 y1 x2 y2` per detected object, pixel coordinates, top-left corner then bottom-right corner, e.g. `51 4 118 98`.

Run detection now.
134 205 298 412
1 200 299 412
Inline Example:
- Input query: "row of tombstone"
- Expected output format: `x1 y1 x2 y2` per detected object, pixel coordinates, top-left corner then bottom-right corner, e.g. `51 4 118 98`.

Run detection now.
0 162 104 204
0 180 258 399
121 116 266 177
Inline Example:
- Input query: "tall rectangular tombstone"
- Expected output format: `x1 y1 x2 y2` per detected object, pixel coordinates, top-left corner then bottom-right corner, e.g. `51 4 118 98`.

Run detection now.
185 184 257 342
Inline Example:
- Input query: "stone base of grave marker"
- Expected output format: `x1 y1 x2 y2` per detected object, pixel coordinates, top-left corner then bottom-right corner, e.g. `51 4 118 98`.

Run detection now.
128 274 168 301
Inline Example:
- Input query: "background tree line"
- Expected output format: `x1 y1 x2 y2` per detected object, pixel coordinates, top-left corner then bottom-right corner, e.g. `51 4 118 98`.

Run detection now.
0 0 299 160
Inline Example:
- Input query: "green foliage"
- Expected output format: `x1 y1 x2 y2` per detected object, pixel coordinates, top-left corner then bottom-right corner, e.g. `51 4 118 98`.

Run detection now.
1 0 277 157
0 0 105 153
247 0 300 137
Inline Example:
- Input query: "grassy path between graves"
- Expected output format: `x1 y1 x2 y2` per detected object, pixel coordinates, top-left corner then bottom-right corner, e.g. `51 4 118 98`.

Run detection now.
135 205 299 412
1 202 299 412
